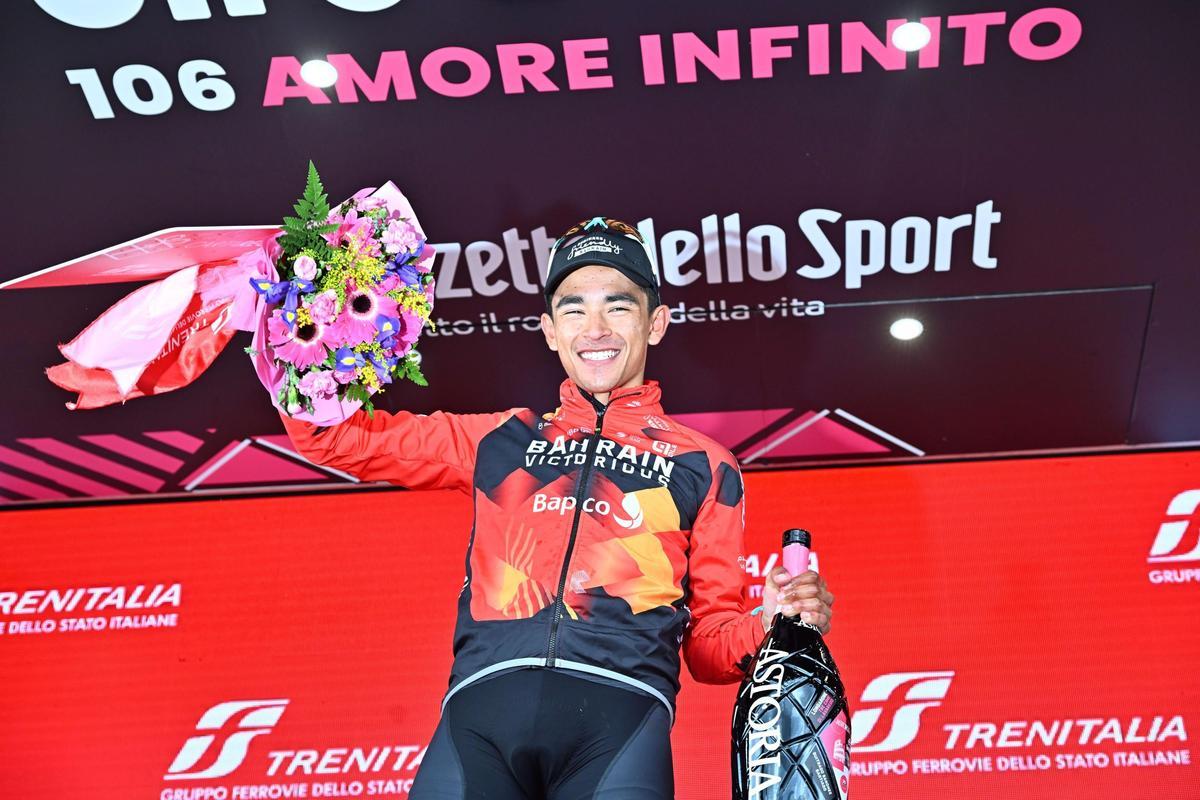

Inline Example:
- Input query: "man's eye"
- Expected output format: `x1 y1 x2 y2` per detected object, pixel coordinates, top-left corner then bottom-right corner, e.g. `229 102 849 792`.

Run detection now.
608 306 630 313
560 308 583 316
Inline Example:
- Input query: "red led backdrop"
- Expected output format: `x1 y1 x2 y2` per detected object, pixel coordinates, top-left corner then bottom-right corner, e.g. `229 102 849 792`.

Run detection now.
1 449 1197 799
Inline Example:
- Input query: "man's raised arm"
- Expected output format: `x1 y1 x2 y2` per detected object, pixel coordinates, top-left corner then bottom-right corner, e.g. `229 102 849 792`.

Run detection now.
280 408 517 493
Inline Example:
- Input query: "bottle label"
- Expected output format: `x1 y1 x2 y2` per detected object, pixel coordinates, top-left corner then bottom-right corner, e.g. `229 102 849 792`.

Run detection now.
819 712 851 799
745 646 790 796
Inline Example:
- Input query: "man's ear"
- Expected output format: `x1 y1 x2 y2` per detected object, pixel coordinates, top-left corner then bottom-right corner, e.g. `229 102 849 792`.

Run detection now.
540 312 559 352
647 303 670 346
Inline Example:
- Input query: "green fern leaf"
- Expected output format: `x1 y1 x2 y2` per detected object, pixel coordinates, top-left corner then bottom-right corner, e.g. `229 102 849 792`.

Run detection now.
300 161 330 222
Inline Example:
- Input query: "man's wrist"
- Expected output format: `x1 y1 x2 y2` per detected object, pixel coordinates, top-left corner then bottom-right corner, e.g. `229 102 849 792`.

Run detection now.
752 604 773 634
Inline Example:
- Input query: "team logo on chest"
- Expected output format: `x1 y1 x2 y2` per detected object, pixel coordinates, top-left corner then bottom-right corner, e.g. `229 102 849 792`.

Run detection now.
530 491 645 529
525 435 675 487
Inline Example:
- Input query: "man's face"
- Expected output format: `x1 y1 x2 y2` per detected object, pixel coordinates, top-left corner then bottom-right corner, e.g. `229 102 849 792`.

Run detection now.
540 265 669 403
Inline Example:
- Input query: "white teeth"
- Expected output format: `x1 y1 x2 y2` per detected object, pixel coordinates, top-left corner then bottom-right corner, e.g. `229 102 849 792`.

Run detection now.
580 350 618 361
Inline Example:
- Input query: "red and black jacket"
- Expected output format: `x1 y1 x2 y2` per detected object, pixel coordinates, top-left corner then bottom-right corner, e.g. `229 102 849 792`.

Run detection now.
281 379 764 718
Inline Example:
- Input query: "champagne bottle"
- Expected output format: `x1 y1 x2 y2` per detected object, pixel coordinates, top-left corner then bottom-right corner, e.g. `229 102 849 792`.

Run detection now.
732 529 851 800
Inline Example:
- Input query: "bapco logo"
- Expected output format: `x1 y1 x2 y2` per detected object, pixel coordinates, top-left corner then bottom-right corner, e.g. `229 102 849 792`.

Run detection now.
613 494 644 529
531 492 645 530
849 672 954 753
164 699 289 780
1148 490 1200 563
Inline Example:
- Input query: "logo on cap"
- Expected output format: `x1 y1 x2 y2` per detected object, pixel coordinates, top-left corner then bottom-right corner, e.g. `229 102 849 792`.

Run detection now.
565 235 623 261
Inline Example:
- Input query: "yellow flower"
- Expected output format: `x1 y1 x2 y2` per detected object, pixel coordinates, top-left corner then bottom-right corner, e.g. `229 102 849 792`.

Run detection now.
318 243 387 306
358 364 380 391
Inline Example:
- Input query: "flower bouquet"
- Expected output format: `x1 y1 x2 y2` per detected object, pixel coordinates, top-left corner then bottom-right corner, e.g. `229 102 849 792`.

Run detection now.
248 162 434 423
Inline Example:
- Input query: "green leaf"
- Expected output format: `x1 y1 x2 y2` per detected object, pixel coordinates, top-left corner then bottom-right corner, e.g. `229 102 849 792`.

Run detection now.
298 161 331 223
278 162 335 261
342 382 372 407
407 358 428 387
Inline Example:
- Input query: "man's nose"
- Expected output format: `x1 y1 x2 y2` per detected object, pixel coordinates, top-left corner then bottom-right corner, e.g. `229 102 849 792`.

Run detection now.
583 311 611 338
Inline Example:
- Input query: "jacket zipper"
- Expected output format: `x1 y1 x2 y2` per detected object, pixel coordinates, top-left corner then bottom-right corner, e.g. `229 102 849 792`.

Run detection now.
546 399 606 667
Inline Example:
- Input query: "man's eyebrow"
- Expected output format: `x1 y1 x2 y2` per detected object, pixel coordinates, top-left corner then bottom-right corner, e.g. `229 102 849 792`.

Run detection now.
605 292 639 304
554 294 584 309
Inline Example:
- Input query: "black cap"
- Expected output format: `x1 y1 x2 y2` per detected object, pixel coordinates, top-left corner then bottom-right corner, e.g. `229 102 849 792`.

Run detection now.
783 529 812 547
544 229 660 306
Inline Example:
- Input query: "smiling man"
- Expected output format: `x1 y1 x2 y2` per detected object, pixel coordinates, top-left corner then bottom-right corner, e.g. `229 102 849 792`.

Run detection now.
279 217 834 799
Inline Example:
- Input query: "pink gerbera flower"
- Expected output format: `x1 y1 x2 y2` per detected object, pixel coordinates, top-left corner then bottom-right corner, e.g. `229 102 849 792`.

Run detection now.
326 287 399 346
393 309 425 355
268 311 330 370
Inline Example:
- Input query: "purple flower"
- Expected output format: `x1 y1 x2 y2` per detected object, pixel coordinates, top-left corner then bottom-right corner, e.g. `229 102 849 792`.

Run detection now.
250 277 288 304
297 369 338 401
375 314 402 349
255 277 314 328
293 254 318 281
367 351 398 384
333 346 364 373
395 262 420 287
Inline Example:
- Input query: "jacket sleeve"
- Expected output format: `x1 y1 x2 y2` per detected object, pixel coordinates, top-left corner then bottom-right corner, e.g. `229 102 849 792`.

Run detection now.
279 408 516 492
682 455 765 683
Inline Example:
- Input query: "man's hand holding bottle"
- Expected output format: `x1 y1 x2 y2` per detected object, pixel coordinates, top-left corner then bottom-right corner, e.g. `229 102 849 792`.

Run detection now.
761 568 835 634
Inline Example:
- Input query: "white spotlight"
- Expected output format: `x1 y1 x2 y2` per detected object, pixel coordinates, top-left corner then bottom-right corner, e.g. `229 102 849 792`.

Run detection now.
300 59 339 88
892 21 932 52
890 318 924 340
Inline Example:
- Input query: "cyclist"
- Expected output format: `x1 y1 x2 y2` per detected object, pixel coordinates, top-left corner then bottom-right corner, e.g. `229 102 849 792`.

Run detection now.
279 217 835 799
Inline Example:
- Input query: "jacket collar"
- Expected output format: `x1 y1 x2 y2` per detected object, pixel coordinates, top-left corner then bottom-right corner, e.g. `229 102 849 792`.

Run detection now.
556 378 664 433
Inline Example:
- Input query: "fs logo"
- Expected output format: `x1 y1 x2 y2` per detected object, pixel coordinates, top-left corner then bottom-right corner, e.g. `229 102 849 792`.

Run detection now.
164 699 289 780
1148 490 1200 563
849 671 954 753
209 302 234 334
